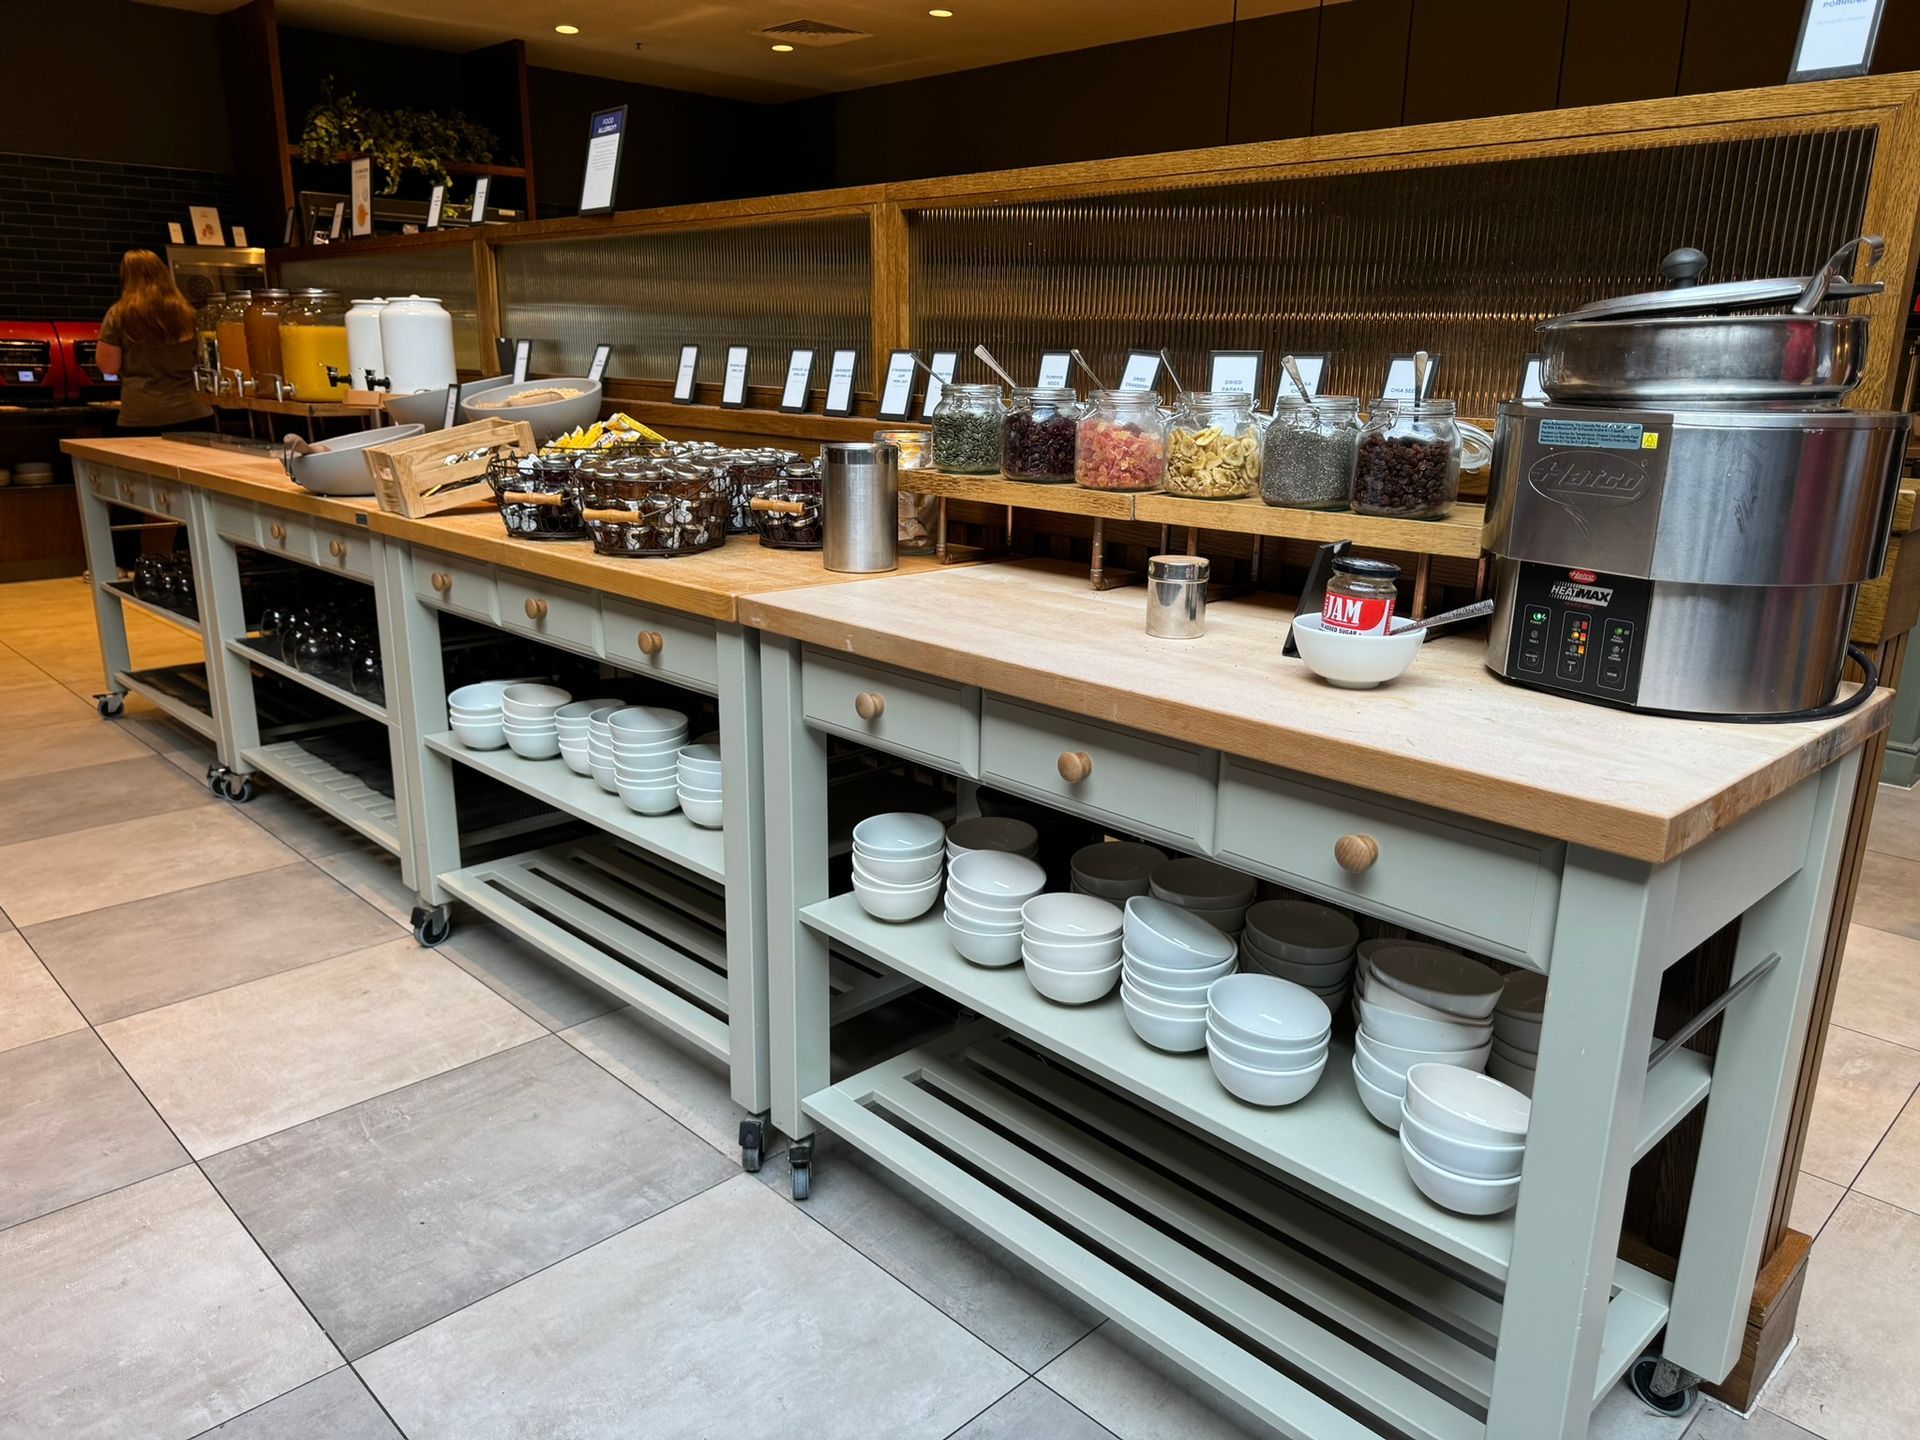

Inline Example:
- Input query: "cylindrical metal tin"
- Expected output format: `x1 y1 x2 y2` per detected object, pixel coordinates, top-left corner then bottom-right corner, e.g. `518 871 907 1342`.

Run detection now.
822 440 899 574
1146 554 1210 639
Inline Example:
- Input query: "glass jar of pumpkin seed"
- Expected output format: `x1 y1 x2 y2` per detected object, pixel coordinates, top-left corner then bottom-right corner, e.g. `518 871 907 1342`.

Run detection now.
1162 391 1262 499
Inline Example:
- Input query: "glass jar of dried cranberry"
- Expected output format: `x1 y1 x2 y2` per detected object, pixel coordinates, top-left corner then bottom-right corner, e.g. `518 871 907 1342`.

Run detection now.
1002 386 1079 483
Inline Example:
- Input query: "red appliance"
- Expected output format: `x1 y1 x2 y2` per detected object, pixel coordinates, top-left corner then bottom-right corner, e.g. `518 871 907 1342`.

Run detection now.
0 322 62 405
54 321 120 403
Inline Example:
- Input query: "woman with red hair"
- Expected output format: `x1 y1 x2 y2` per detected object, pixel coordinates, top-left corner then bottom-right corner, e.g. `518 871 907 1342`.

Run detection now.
96 249 214 434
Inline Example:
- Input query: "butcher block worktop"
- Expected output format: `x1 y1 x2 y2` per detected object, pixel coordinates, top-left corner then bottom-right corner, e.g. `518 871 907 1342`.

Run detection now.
740 561 1889 863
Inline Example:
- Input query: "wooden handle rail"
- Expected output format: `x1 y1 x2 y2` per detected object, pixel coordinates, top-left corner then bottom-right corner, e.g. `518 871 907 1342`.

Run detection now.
750 496 810 515
854 691 885 721
1334 833 1380 873
501 490 568 506
638 631 664 656
524 598 548 620
1057 751 1093 783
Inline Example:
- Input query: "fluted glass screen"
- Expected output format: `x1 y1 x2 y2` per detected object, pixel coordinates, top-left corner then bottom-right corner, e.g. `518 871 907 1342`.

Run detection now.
280 248 483 373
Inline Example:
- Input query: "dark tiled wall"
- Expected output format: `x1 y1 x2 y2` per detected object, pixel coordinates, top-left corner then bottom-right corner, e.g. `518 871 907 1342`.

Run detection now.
0 155 248 322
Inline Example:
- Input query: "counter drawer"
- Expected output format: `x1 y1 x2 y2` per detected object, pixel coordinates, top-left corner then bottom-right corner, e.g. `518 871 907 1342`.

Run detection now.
981 697 1215 849
257 513 315 565
497 573 602 656
603 598 719 695
98 469 153 516
1215 760 1563 962
207 494 259 545
413 549 498 625
804 649 979 775
310 519 375 581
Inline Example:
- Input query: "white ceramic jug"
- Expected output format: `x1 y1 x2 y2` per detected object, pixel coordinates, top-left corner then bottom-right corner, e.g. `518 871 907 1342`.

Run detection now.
378 295 456 394
345 297 386 389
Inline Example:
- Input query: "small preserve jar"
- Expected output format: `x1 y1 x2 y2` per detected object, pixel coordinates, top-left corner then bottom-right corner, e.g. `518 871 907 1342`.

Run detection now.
1353 399 1461 519
1320 556 1401 635
1163 391 1262 500
1076 390 1166 492
930 383 1006 474
1260 395 1360 510
243 289 290 387
280 290 350 400
1001 386 1078 483
875 429 937 554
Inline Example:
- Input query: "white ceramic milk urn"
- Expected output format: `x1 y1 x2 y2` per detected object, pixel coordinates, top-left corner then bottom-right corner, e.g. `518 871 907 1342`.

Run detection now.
344 297 387 388
378 294 456 394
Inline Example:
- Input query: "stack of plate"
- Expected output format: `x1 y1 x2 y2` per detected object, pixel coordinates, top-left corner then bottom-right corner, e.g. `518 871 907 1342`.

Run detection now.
943 849 1047 963
1489 970 1546 1094
607 705 690 815
1020 893 1123 1004
1148 858 1256 934
945 817 1039 860
677 743 723 829
1070 841 1167 900
586 704 624 792
1119 897 1237 1052
1351 943 1501 1129
448 681 512 750
852 813 945 923
1400 1064 1530 1216
1238 900 1359 1005
1206 973 1332 1106
555 697 622 776
501 684 572 760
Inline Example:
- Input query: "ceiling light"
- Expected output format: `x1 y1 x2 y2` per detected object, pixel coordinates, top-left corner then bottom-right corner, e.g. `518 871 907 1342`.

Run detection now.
771 42 795 51
929 8 954 16
554 23 579 34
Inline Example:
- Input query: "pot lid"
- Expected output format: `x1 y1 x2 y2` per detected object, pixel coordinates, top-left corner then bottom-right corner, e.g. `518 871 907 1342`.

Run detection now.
1547 236 1884 325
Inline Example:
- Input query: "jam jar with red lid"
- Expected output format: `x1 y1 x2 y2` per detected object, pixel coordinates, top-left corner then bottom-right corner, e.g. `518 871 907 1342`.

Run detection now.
1320 556 1401 634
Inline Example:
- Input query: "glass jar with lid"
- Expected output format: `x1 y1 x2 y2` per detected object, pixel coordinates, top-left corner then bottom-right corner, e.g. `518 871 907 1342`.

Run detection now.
1075 389 1166 492
213 291 252 379
1353 398 1462 519
930 382 1006 474
1260 394 1360 509
194 294 222 371
280 290 351 400
1163 391 1262 499
1321 556 1402 634
1001 385 1079 483
242 289 290 389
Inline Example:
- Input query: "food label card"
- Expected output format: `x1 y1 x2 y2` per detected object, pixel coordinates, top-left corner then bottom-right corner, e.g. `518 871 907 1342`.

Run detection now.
672 344 699 403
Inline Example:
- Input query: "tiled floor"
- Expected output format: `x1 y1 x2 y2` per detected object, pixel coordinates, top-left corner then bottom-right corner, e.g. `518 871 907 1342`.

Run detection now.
0 573 1914 1439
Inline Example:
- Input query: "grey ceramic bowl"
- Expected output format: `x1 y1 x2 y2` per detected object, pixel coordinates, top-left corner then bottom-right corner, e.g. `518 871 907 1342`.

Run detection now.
287 422 425 496
385 374 514 431
460 377 603 443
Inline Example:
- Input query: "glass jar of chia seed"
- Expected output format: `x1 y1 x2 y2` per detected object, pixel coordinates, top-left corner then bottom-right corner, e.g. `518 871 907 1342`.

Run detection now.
1353 398 1460 519
930 383 1005 474
1001 385 1079 483
1260 395 1360 510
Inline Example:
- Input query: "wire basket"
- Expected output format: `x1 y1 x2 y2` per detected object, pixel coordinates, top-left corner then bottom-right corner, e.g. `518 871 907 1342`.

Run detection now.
748 463 825 550
487 452 586 541
578 457 731 558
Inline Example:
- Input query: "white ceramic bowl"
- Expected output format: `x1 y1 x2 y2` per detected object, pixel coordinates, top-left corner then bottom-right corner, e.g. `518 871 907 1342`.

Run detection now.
1356 996 1492 1053
850 857 943 893
948 849 1047 902
1070 840 1167 895
1289 613 1425 689
1355 1027 1489 1078
1400 1130 1521 1216
1493 1010 1544 1051
1207 973 1332 1049
450 718 506 750
1208 1044 1327 1107
1120 977 1209 1017
1123 897 1237 969
680 794 724 829
854 812 946 856
1499 969 1548 1021
449 699 504 718
1021 892 1123 942
1353 1061 1404 1129
946 914 1024 967
1242 899 1359 966
1122 990 1208 1052
1403 1064 1530 1144
608 704 690 736
677 741 722 767
1149 857 1256 907
448 681 513 711
502 682 571 712
1488 1056 1537 1095
1352 1034 1408 1095
502 716 557 732
1369 944 1503 1021
1204 1016 1327 1069
556 697 622 725
945 816 1040 857
1357 978 1461 1023
853 875 941 922
1024 953 1121 1005
1121 948 1235 989
591 758 617 792
945 886 1025 925
611 734 689 755
614 763 679 784
852 849 945 886
560 746 593 777
1400 1106 1524 1180
1490 1036 1538 1071
506 729 561 760
675 776 723 799
1024 935 1123 971
1121 968 1215 1006
616 779 680 815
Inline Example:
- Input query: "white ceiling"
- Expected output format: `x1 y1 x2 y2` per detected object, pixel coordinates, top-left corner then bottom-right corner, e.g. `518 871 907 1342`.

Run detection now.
141 0 1328 102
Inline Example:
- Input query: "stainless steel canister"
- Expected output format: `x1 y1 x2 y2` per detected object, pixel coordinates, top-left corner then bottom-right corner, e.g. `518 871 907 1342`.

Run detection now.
1145 554 1209 639
823 441 899 573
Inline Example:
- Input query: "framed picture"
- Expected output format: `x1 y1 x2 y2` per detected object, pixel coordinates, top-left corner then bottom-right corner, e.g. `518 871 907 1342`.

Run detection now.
876 349 918 420
167 221 187 246
779 348 817 414
823 349 859 416
1036 350 1072 388
1789 0 1886 81
188 206 224 246
1118 350 1161 392
1207 349 1262 399
230 225 248 248
919 349 959 418
672 344 699 404
1271 352 1331 404
310 226 330 247
720 344 751 408
350 157 372 237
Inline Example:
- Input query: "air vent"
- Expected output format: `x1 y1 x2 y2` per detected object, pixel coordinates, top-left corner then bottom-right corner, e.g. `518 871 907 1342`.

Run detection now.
751 18 872 47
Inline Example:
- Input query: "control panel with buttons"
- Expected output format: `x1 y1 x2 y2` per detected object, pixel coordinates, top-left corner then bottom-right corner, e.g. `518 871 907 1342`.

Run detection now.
1503 562 1651 706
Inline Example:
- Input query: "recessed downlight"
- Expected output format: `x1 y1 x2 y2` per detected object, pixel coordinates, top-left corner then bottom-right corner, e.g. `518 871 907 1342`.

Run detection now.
929 8 954 16
771 42 795 51
554 23 579 34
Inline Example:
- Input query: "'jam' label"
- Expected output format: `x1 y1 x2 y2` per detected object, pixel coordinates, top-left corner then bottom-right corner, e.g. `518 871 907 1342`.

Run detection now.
1322 590 1396 635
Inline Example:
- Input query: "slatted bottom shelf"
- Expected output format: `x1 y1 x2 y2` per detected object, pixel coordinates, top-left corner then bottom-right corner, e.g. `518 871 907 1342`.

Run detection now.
241 738 401 854
103 580 201 637
807 1026 1672 1440
114 664 217 740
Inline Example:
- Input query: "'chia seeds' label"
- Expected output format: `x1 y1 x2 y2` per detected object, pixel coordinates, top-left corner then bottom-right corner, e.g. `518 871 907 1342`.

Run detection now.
1537 419 1648 451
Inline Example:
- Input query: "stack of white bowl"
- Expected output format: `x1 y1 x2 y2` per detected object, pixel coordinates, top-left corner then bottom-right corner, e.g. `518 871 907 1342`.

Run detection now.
852 813 945 922
1351 943 1501 1130
1070 841 1167 900
448 681 511 750
554 697 621 776
1399 1063 1530 1215
1205 973 1332 1106
1488 970 1546 1094
676 743 724 829
943 849 1047 963
1238 900 1359 1005
586 704 624 792
1120 897 1237 1051
945 817 1039 861
1148 858 1256 934
607 705 689 815
1020 893 1124 1004
501 684 572 759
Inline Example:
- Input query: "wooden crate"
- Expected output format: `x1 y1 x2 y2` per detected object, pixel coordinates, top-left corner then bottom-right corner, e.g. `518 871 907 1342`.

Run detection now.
367 418 533 518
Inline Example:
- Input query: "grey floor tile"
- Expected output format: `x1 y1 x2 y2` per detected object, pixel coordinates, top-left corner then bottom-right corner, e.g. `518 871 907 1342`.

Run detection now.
193 1368 401 1439
441 919 622 1032
1588 1380 1698 1440
1797 1025 1920 1187
0 1029 187 1231
1853 1088 1920 1213
1848 851 1920 942
28 862 401 1024
1768 1192 1920 1440
0 931 85 1054
948 1379 1119 1439
0 1166 339 1439
562 1004 768 1158
1787 1172 1846 1241
313 844 418 927
1830 924 1920 1052
114 696 214 759
1037 1327 1278 1440
358 1173 1023 1440
0 754 212 847
1867 782 1920 865
757 1132 1101 1372
0 717 150 783
100 937 545 1158
1684 1404 1821 1439
206 1036 735 1358
0 677 94 730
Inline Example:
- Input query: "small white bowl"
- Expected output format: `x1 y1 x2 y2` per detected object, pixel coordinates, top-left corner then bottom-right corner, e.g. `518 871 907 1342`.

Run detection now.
1488 1055 1537 1096
679 793 724 830
615 779 680 816
502 686 571 717
675 777 724 800
945 816 1040 857
1024 953 1121 1005
1356 979 1461 1023
946 915 1024 967
614 764 679 784
852 850 945 887
450 719 506 750
449 700 504 718
1403 1064 1530 1145
1241 900 1359 966
1120 968 1214 1006
1352 1035 1407 1095
591 758 617 793
1493 1010 1543 1052
611 735 689 756
1369 944 1503 1021
1204 1017 1327 1069
502 719 558 735
1071 840 1167 893
850 858 944 893
853 875 941 923
608 704 690 736
507 730 561 760
1356 996 1492 1053
1208 1044 1327 1107
1123 897 1237 969
1288 613 1425 690
1120 978 1209 1017
1021 892 1123 942
448 681 513 710
1400 1130 1521 1216
1353 1061 1404 1130
948 849 1048 901
1355 1027 1489 1077
1122 990 1208 1052
560 747 593 777
1207 973 1332 1049
1490 1036 1538 1071
556 697 623 724
945 889 1025 929
1120 948 1235 989
854 812 946 856
1400 1106 1524 1180
947 877 1043 917
677 742 722 767
1023 935 1123 971
1499 969 1548 1021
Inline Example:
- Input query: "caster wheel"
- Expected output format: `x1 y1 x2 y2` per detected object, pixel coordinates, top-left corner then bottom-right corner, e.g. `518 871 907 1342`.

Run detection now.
218 774 254 803
739 1118 765 1174
95 693 124 718
411 905 453 948
206 765 228 796
789 1140 814 1201
1628 1356 1697 1418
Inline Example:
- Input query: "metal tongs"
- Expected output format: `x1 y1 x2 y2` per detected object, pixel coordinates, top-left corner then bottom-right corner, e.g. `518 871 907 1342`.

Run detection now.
1792 234 1885 314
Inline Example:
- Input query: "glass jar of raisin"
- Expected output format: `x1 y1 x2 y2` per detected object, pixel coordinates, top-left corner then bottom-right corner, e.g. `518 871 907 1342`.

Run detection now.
1002 385 1079 483
1353 398 1460 519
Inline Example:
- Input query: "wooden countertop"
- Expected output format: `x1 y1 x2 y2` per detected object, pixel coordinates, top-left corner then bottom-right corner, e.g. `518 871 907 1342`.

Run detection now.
739 561 1890 863
63 437 952 624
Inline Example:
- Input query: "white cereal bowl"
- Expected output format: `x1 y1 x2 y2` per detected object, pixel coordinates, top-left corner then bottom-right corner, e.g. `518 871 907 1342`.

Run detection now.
1021 892 1124 942
1355 1027 1489 1077
1122 948 1235 989
1355 996 1492 1053
608 704 690 736
850 858 943 893
1122 990 1208 1052
945 816 1040 857
502 683 571 714
853 875 941 922
616 779 680 816
611 735 689 757
1120 978 1209 1017
1288 613 1425 690
591 758 617 792
677 741 722 767
1123 897 1237 969
1024 953 1121 1004
679 794 724 829
675 777 724 800
556 697 623 725
1023 935 1123 971
1400 1106 1525 1180
853 812 947 856
448 681 513 710
1488 1056 1537 1095
1208 1044 1327 1107
561 746 593 776
1120 968 1214 1007
1493 1010 1544 1051
1207 973 1332 1049
947 877 1042 917
1490 1036 1539 1071
1357 979 1461 1023
1400 1130 1521 1216
852 850 945 887
1369 944 1503 1020
948 849 1048 902
450 718 506 750
1499 969 1549 1020
1403 1064 1530 1145
1352 1035 1408 1095
506 729 561 760
1204 1017 1327 1069
945 889 1025 929
1353 1061 1405 1129
614 764 679 785
946 915 1024 967
1242 900 1360 966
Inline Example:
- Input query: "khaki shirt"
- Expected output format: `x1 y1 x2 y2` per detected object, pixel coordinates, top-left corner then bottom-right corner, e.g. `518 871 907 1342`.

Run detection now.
99 311 213 428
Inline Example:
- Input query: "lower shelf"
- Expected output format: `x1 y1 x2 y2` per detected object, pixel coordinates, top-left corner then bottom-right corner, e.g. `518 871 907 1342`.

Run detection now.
103 580 201 637
808 1025 1672 1440
114 664 217 740
241 739 401 854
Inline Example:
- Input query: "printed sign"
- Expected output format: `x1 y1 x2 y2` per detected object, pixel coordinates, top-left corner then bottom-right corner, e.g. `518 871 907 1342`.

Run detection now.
472 176 491 225
824 349 858 415
1207 350 1261 399
1036 351 1071 389
920 350 959 418
1790 0 1886 80
1118 351 1161 392
580 106 627 214
780 348 816 413
1272 353 1330 404
672 344 699 403
588 344 612 384
189 206 224 246
512 340 532 384
350 157 372 237
1518 354 1549 402
721 345 751 408
877 349 917 420
441 382 462 429
1380 353 1441 403
426 184 445 230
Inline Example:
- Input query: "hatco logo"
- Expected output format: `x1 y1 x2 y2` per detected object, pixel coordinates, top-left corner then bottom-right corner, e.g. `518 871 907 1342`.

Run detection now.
1526 451 1651 508
1569 568 1597 583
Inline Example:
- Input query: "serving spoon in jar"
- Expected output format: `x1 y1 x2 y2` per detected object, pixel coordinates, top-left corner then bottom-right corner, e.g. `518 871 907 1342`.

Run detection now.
971 345 1021 389
1070 349 1108 391
1159 348 1190 400
1281 354 1314 402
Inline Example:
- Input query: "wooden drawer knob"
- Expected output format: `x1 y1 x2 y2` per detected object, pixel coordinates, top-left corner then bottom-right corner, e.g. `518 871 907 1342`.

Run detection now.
639 630 664 656
329 539 347 559
854 691 885 721
430 571 450 594
156 491 172 512
524 597 549 621
269 522 286 541
1057 750 1093 784
1334 833 1380 874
